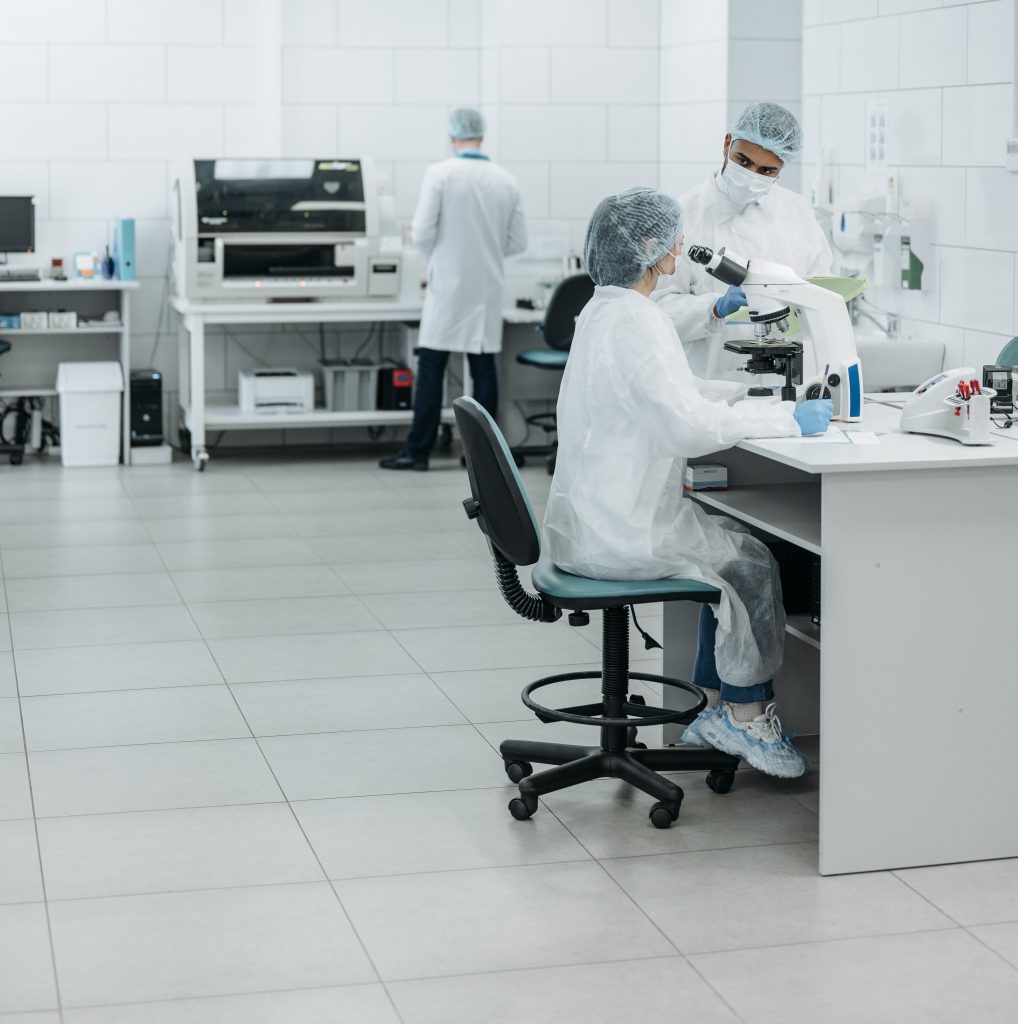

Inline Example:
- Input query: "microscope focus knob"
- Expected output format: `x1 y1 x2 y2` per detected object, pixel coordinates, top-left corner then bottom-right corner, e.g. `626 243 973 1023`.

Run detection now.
827 373 841 387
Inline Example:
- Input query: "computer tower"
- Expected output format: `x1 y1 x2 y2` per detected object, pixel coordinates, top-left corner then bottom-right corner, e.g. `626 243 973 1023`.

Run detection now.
376 366 413 410
130 369 163 446
115 218 136 281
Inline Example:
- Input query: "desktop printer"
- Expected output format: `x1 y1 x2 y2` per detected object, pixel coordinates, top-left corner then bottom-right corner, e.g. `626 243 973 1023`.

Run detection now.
238 368 315 414
172 158 402 301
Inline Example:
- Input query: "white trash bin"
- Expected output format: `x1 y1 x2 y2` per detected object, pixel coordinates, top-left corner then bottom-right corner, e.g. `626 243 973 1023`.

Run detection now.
56 362 124 467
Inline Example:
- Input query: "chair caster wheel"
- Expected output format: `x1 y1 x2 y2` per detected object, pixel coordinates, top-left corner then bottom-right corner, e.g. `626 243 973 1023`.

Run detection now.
706 770 735 795
508 791 538 820
504 760 533 783
649 801 680 829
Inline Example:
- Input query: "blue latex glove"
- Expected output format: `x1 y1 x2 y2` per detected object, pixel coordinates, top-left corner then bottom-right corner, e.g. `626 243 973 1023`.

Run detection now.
714 285 748 319
794 398 833 436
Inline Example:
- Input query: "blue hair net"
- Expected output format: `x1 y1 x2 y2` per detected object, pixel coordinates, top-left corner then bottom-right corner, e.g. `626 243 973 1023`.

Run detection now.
449 107 485 139
730 102 803 162
584 187 683 288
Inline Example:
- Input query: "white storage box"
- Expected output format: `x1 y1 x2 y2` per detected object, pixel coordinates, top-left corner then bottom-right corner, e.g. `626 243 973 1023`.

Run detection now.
56 361 123 467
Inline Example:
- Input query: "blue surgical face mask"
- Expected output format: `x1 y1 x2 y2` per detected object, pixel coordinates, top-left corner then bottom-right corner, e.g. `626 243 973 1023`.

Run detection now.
718 161 777 208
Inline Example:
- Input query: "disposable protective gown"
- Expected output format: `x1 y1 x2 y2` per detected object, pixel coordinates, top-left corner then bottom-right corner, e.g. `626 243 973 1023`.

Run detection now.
412 155 527 354
652 173 833 377
544 286 800 687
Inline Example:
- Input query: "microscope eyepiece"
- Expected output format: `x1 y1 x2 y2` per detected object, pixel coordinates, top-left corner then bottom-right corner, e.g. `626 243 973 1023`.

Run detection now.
686 245 714 265
689 244 749 287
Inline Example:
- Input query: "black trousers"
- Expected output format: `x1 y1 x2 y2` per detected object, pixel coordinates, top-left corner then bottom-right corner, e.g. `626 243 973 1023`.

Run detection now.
403 348 498 459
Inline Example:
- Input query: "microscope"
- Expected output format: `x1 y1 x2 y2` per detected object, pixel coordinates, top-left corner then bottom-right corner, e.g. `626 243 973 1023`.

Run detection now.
687 245 865 422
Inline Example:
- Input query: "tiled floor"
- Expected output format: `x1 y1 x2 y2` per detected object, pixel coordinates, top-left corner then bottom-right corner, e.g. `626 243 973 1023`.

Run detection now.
1 451 1017 1023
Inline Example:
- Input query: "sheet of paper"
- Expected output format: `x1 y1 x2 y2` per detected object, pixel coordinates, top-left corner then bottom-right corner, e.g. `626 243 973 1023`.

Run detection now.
770 427 853 444
843 431 881 445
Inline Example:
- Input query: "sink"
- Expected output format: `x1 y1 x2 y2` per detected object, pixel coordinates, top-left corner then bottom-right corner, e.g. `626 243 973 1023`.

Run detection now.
854 334 945 391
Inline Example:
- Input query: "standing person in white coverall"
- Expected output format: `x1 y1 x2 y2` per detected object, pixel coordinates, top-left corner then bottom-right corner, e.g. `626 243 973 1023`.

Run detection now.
380 107 527 471
544 187 832 778
653 102 833 379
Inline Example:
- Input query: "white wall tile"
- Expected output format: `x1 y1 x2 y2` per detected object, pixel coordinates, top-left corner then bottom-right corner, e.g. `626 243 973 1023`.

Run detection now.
49 45 166 103
686 3 728 41
0 0 106 42
395 49 480 105
898 166 967 246
963 328 1013 368
550 48 659 105
901 317 962 367
729 0 804 38
660 161 717 197
967 0 1013 85
223 105 269 156
878 0 943 13
448 0 483 48
393 162 432 218
337 0 449 47
822 0 879 20
0 104 108 161
965 168 1018 251
499 48 550 104
609 105 659 161
840 18 898 92
494 0 609 47
499 105 608 161
337 105 451 161
899 6 968 88
0 45 46 101
281 0 338 46
663 41 727 104
0 164 48 219
133 219 173 280
50 163 168 220
33 219 115 269
282 106 339 155
885 88 942 167
282 48 394 105
801 96 821 163
500 161 550 219
549 161 659 218
940 246 1014 334
608 0 662 46
109 105 224 161
821 93 867 164
107 0 223 44
167 47 258 103
223 0 257 45
729 40 800 104
660 0 689 45
659 102 727 163
942 84 1011 167
803 24 840 94
803 0 824 25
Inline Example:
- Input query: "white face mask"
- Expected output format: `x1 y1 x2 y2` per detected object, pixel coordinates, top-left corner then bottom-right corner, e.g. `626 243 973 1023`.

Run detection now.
652 238 683 280
718 161 777 208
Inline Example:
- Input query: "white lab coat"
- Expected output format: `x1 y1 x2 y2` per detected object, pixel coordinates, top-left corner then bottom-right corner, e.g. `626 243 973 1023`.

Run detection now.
653 172 834 377
412 154 527 354
544 286 800 686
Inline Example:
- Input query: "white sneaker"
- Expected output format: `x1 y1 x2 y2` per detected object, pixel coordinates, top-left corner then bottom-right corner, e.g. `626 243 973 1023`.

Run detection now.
699 702 809 779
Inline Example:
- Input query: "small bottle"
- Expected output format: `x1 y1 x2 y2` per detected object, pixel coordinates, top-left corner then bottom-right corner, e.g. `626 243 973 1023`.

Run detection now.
50 257 66 281
101 246 115 280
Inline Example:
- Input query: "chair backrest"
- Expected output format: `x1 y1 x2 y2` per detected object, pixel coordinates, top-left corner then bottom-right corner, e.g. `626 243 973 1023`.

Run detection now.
0 340 11 357
998 337 1018 366
542 273 594 352
454 396 540 567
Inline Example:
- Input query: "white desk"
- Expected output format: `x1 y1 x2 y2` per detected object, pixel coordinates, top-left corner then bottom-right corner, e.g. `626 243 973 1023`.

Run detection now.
664 400 1018 875
173 296 550 470
0 280 137 464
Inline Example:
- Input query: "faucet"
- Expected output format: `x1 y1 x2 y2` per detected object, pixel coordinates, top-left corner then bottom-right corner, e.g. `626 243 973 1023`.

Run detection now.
851 301 899 339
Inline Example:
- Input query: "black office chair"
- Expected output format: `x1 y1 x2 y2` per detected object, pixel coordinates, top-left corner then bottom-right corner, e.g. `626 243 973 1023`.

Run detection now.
0 340 25 465
455 397 739 829
511 273 594 474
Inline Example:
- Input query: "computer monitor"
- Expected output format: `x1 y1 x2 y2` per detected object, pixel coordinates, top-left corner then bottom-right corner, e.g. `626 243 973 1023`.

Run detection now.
0 196 35 254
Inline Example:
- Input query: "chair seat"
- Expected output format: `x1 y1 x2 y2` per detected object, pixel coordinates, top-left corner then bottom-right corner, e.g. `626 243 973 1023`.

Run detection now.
517 349 569 369
531 557 720 611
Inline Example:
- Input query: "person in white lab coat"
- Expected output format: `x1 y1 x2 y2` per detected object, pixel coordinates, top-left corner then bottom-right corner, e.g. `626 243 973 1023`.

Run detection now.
654 102 833 378
380 107 527 471
544 187 832 778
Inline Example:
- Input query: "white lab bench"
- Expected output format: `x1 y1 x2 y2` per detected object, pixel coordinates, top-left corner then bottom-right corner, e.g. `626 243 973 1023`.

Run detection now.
173 296 552 470
663 400 1018 875
0 279 137 464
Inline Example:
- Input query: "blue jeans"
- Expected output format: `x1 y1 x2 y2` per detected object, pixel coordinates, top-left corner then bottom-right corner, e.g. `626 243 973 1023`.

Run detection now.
691 605 774 704
403 348 498 459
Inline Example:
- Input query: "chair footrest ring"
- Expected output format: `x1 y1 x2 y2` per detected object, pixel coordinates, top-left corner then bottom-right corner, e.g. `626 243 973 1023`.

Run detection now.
521 670 706 728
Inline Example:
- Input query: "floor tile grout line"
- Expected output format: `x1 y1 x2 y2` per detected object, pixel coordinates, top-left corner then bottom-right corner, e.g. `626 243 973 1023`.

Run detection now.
892 871 1018 975
0 546 66 1020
